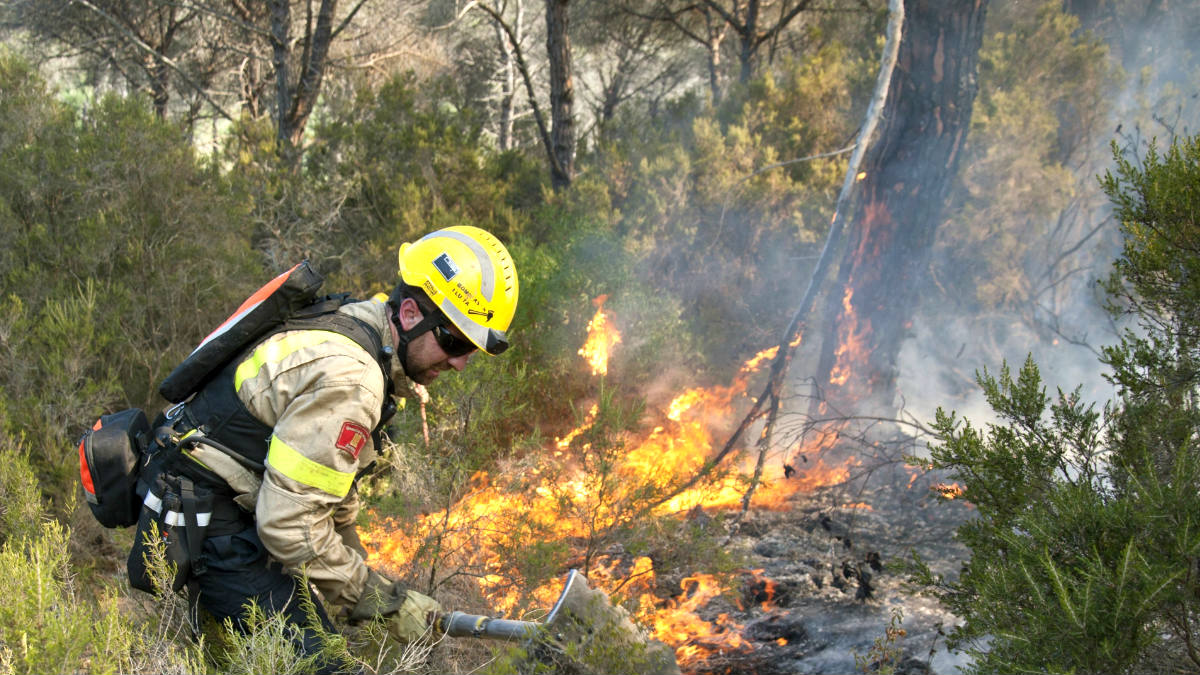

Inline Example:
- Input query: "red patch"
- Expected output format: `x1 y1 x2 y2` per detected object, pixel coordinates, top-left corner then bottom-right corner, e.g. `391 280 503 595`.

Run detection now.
336 421 370 459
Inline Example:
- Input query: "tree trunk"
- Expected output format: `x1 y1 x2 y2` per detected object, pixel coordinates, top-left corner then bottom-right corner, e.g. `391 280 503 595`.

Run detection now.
813 0 988 416
705 11 726 103
148 54 171 118
737 0 759 84
270 0 338 158
492 0 524 152
285 0 337 148
546 0 575 190
269 0 291 142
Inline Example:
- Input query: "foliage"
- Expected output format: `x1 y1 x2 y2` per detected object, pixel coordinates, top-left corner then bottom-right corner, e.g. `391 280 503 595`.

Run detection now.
0 442 205 675
584 49 868 369
930 0 1120 374
305 73 545 284
910 135 1200 673
205 588 354 675
0 51 259 505
853 607 907 675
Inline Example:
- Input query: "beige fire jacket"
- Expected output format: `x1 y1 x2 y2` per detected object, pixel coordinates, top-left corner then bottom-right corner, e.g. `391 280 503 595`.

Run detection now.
231 299 405 609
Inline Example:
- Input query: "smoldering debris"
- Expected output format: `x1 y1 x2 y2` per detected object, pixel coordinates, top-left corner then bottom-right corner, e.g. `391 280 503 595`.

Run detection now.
672 468 975 675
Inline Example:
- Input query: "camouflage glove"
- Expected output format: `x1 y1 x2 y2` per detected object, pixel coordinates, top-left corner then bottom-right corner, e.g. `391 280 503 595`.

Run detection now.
350 570 441 643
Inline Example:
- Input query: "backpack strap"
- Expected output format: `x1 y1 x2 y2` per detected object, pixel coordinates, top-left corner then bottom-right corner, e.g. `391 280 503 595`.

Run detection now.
181 298 397 483
281 302 397 412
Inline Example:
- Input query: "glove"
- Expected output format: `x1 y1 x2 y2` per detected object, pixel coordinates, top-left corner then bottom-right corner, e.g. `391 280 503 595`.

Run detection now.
387 588 441 643
350 570 441 643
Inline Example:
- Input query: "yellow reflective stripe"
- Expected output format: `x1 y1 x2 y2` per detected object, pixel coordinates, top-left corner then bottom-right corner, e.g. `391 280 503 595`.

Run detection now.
182 450 211 471
267 435 355 497
179 431 211 469
234 331 361 391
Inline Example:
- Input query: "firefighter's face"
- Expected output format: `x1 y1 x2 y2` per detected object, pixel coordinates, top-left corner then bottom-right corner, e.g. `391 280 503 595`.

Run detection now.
396 298 474 385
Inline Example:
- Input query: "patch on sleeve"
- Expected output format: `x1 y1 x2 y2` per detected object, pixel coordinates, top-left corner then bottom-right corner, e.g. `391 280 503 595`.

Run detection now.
335 421 370 459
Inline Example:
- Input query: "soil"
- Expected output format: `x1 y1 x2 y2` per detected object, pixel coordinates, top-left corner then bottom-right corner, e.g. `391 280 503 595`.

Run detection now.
678 465 977 675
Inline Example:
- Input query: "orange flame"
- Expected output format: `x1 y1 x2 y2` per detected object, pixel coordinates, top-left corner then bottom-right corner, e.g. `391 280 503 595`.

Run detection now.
555 404 598 449
933 482 965 499
741 345 778 373
829 286 871 387
579 296 621 376
645 574 749 664
365 300 859 666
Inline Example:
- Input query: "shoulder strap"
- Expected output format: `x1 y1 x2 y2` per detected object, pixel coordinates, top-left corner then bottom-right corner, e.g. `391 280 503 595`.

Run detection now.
282 303 398 440
280 297 389 369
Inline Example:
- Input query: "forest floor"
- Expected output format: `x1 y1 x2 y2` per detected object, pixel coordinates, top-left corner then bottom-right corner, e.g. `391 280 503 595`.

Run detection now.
681 465 977 675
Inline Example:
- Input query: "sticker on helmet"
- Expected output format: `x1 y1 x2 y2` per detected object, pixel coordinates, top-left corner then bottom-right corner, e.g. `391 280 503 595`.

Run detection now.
336 421 370 459
433 253 460 282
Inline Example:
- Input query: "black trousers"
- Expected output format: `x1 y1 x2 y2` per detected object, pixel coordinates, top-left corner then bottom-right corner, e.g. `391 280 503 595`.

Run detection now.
196 526 358 675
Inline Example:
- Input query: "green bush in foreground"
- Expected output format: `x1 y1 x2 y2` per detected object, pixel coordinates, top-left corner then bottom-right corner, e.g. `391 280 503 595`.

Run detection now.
910 135 1200 673
0 441 205 674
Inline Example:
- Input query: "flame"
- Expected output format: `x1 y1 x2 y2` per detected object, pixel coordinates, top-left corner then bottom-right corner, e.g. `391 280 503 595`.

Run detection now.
741 345 778 373
933 482 964 499
579 296 621 376
555 404 598 449
667 389 706 422
829 285 871 388
365 299 859 668
645 574 749 663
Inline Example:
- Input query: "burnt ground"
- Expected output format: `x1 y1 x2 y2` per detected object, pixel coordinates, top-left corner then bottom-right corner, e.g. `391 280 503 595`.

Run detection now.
674 463 977 675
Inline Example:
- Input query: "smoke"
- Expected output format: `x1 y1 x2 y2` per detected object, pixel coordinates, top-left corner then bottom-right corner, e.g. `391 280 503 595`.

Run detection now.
895 0 1200 445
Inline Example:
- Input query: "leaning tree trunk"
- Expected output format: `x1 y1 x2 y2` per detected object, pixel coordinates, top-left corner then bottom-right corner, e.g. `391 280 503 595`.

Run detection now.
546 0 575 190
812 0 988 417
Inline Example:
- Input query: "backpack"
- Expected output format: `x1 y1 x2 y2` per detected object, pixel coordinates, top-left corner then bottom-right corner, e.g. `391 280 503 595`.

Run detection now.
79 261 356 529
78 408 151 528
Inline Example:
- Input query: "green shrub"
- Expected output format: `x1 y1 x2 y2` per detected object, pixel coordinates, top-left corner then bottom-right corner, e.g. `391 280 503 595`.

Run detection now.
0 442 204 675
0 51 259 506
910 135 1200 673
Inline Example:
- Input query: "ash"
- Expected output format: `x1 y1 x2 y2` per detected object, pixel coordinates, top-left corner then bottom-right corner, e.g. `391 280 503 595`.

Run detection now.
684 462 976 675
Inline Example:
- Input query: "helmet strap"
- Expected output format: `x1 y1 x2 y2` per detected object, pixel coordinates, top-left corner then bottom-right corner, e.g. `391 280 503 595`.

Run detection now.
389 304 442 379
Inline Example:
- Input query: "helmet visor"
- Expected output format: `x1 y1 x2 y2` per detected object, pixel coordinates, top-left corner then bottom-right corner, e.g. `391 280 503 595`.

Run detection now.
440 300 511 356
484 328 509 356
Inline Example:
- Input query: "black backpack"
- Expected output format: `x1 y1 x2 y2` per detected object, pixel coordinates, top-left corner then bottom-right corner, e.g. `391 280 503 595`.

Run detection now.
78 408 151 528
78 261 351 528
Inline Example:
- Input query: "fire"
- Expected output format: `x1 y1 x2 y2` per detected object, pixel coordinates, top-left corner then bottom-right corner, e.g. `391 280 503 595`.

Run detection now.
829 285 871 387
579 295 621 376
645 574 749 663
555 403 598 449
365 298 860 669
741 345 778 373
933 482 965 499
667 389 706 421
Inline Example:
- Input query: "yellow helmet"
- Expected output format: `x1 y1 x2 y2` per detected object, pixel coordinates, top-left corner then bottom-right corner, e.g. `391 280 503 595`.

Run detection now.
397 226 518 355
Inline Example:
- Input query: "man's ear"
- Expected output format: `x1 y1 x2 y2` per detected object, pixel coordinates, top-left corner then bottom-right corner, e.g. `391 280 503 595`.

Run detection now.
397 297 423 331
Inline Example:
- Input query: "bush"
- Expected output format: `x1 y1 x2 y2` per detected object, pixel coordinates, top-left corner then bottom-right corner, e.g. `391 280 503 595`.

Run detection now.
0 441 204 674
910 135 1200 673
0 52 260 506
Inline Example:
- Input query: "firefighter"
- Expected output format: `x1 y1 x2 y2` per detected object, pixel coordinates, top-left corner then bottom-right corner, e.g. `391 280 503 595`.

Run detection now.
156 226 518 672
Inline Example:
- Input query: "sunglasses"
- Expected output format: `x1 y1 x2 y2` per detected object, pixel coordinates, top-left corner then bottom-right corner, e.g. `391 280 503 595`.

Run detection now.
431 322 477 357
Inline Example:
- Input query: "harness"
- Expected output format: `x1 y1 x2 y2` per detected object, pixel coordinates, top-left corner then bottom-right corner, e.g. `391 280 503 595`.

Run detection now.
178 297 398 481
128 297 398 606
